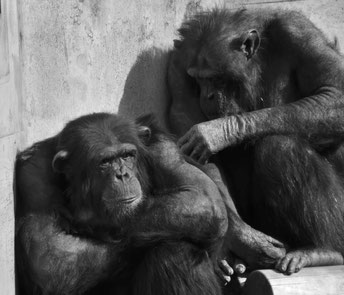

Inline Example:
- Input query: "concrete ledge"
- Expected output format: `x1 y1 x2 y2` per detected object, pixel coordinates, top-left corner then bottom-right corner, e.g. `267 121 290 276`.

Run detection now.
242 266 344 295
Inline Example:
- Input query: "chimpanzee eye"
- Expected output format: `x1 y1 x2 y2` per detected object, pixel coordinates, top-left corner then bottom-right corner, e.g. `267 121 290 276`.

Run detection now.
100 156 115 166
122 150 137 159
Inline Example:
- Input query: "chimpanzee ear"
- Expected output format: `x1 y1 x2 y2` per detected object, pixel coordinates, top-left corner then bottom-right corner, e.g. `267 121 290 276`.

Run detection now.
136 113 161 144
138 126 151 144
52 150 69 173
241 29 260 60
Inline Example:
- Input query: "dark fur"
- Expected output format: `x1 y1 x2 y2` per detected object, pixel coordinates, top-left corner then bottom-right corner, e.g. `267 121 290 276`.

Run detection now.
169 8 344 270
15 113 226 294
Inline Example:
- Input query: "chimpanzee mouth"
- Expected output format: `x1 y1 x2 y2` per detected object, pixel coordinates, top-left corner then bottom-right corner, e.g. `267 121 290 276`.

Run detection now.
118 195 141 204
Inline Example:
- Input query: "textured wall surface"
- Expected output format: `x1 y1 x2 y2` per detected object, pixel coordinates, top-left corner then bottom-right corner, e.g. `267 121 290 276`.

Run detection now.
0 0 21 294
0 0 344 293
18 0 221 146
18 0 344 147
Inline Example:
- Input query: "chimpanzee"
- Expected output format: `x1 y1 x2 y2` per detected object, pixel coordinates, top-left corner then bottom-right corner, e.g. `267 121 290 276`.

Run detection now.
168 8 344 274
15 113 228 295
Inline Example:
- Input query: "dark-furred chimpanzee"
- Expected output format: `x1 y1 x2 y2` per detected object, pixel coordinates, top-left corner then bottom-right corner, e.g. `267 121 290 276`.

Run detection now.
15 113 228 295
168 8 344 274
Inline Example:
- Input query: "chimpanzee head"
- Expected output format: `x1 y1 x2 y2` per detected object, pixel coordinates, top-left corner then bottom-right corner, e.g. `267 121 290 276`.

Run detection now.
52 113 152 227
175 8 262 119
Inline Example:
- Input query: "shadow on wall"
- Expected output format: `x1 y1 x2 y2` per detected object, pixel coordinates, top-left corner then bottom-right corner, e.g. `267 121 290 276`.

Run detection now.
118 47 171 129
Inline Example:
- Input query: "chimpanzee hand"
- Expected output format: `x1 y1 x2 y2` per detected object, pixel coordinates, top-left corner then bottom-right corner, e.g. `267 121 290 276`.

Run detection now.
214 259 233 285
227 223 287 269
178 118 240 164
215 255 247 285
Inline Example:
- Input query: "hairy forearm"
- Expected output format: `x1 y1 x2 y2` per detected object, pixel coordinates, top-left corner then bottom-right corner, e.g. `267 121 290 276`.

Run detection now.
140 142 228 242
225 89 344 145
135 188 228 245
17 214 121 294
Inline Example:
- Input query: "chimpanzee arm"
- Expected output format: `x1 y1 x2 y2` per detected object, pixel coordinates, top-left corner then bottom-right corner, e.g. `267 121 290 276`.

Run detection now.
166 92 287 266
179 83 344 159
227 19 344 145
167 62 234 249
133 136 228 247
182 156 286 268
178 15 344 156
133 146 285 266
167 58 229 240
16 139 124 294
16 214 124 294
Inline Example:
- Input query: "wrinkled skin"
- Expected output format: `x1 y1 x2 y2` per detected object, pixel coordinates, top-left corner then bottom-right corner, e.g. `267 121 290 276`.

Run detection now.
168 8 344 275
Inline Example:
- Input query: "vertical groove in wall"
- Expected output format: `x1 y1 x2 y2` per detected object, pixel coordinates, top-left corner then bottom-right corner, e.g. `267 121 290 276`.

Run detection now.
0 0 22 293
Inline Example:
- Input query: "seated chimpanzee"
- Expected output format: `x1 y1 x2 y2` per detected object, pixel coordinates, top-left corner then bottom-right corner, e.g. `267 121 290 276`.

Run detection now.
168 7 344 274
15 113 228 295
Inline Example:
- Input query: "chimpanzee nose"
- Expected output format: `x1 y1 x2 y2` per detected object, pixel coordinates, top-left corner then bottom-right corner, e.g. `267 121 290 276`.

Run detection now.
114 167 129 180
115 172 129 181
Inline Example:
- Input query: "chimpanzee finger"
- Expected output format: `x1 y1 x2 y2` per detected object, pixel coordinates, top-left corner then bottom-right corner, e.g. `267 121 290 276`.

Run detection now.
177 131 192 148
286 257 300 274
219 259 234 276
295 256 307 273
223 275 231 285
267 236 285 248
233 258 246 274
198 150 210 165
275 261 282 272
275 254 291 273
180 140 195 156
214 266 231 285
190 145 203 161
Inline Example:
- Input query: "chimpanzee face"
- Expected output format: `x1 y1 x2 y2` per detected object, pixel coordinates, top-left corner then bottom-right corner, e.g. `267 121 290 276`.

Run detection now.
52 113 150 226
91 141 144 223
189 70 242 119
177 22 261 118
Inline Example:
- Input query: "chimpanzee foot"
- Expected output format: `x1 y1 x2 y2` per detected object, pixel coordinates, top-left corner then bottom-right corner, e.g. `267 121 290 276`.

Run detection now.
228 224 286 269
276 248 344 275
275 250 309 274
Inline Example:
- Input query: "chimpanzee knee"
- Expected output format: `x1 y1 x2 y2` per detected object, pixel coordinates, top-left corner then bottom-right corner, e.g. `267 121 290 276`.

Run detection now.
252 136 302 239
253 135 338 192
254 135 311 170
252 135 344 247
253 135 327 195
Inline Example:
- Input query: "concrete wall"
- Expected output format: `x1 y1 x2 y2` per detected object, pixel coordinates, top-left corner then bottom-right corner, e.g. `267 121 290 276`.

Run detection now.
18 0 222 145
18 0 344 147
0 0 22 293
1 0 344 293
